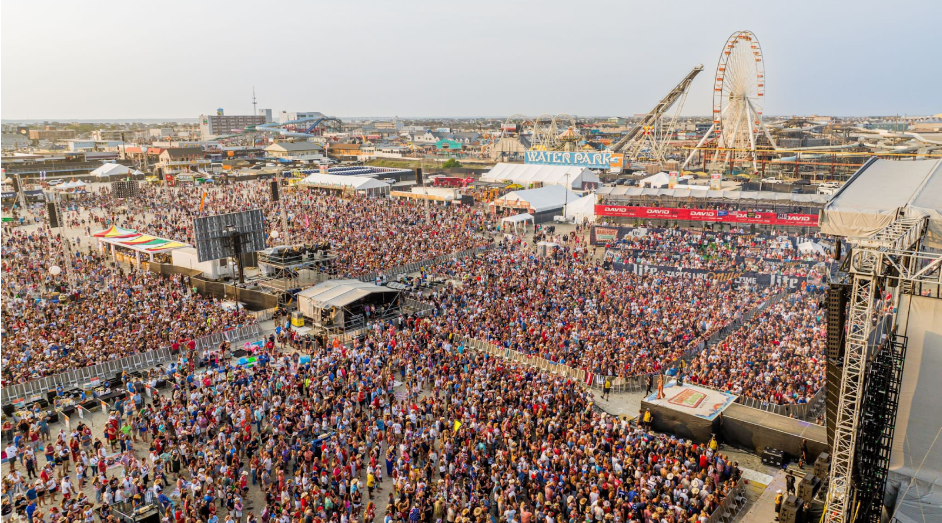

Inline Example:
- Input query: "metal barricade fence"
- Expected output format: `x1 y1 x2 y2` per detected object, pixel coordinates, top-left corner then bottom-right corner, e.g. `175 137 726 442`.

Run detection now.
1 323 263 406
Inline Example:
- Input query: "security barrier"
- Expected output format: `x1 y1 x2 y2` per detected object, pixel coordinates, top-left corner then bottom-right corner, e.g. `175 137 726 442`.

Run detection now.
1 324 261 406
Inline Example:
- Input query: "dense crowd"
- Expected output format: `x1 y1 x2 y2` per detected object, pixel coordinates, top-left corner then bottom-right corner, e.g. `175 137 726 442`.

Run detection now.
63 181 492 277
4 314 742 523
415 238 774 378
0 228 255 384
604 230 829 275
685 291 827 405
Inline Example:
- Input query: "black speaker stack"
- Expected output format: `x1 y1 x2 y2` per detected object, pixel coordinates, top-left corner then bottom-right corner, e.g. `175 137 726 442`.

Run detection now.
780 495 802 523
826 283 849 452
46 202 61 228
111 180 141 198
415 167 423 185
826 284 848 361
270 180 280 201
762 447 784 467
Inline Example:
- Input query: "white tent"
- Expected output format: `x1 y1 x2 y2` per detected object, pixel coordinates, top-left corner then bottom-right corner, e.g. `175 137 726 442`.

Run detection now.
564 193 598 222
482 163 600 190
821 158 942 245
500 213 534 234
90 163 144 178
640 172 671 188
299 173 391 195
56 181 87 190
493 185 581 214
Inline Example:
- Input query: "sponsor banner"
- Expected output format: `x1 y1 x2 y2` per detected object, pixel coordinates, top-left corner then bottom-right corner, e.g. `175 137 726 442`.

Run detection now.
524 150 623 170
595 205 819 227
611 262 823 289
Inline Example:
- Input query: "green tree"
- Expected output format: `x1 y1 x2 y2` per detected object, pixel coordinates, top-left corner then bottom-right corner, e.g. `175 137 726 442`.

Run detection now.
442 158 461 169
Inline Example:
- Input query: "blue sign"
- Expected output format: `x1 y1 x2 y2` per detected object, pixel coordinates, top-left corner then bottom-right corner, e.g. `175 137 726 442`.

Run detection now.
524 150 618 169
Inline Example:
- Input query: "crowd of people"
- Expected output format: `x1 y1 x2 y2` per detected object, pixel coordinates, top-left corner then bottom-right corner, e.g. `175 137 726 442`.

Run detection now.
1 227 255 384
685 291 828 406
413 238 774 378
62 181 493 278
603 229 830 275
4 313 743 523
0 179 841 523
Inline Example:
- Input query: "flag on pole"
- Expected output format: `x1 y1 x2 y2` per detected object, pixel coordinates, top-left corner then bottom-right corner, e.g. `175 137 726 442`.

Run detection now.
453 420 462 431
584 372 594 385
305 214 310 228
199 191 207 212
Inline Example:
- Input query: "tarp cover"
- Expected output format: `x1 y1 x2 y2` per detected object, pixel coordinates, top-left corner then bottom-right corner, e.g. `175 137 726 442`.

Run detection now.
820 158 942 243
885 295 942 523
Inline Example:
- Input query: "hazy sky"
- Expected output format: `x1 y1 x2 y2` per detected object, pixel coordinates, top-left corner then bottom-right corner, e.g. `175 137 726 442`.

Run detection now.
2 0 939 120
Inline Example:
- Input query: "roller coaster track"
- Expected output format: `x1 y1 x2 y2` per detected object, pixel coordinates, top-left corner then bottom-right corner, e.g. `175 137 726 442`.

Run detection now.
611 65 703 155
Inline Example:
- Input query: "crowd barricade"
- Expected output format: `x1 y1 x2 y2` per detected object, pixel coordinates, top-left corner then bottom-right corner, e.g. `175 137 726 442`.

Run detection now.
1 323 263 406
249 307 279 322
706 480 747 523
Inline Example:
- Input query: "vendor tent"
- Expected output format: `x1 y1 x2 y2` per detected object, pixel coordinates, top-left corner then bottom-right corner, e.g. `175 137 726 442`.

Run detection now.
820 158 942 245
482 163 600 190
90 163 144 178
564 193 598 223
492 186 581 223
93 225 138 238
299 173 390 196
500 213 534 234
56 181 87 190
640 172 671 188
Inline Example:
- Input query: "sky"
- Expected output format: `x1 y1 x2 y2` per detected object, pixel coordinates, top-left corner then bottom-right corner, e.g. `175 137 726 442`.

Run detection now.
2 0 940 120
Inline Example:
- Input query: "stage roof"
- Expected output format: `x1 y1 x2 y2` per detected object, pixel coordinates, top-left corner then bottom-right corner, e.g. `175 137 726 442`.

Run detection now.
820 158 942 244
296 279 398 309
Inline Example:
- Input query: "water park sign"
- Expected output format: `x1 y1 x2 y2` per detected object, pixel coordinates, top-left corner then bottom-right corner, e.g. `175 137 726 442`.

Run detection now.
524 150 621 170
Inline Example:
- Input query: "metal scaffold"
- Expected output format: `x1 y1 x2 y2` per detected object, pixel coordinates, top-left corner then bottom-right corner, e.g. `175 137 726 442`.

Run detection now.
611 64 702 163
825 216 939 523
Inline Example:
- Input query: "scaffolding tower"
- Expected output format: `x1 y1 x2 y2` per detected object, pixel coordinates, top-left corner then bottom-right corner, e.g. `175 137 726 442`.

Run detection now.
825 216 935 523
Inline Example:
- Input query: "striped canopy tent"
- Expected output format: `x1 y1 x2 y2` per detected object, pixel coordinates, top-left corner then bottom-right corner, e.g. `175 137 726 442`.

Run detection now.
92 225 138 238
119 235 159 245
145 241 187 252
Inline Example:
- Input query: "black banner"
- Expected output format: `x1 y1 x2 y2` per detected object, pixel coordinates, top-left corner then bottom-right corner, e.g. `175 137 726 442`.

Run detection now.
610 262 828 289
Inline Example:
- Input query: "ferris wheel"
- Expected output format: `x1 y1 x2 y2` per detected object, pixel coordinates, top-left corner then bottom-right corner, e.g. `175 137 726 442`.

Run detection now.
685 30 776 173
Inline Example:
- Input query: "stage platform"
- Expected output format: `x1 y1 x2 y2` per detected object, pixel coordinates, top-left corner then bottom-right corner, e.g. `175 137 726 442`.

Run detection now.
721 404 828 466
641 381 738 442
642 380 828 466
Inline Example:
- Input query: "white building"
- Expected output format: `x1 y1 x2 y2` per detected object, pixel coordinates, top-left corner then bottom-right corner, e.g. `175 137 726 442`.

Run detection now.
482 163 601 190
279 111 326 124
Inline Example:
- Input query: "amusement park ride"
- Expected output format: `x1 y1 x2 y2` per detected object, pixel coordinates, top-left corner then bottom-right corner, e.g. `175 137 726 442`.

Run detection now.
682 30 778 173
610 64 703 163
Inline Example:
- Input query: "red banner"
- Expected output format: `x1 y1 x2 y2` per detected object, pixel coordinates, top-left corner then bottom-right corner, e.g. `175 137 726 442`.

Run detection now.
594 205 819 227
